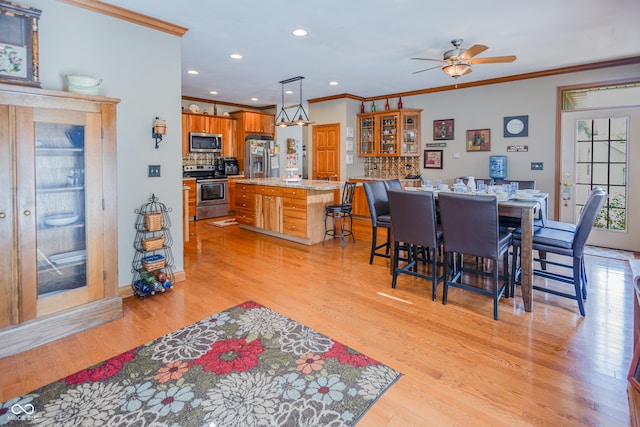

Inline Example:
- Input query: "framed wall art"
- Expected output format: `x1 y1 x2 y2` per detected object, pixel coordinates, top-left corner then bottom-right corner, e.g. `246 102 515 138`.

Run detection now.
424 149 443 169
0 1 42 87
504 115 529 137
466 129 491 152
433 119 454 140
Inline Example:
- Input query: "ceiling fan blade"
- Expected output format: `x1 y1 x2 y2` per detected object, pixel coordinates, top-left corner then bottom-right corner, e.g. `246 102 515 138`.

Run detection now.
410 57 445 62
460 44 488 60
471 55 517 64
412 65 442 74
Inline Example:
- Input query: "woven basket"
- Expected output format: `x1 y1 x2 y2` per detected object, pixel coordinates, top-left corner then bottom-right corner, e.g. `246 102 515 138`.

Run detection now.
145 213 162 231
142 254 166 271
142 235 163 251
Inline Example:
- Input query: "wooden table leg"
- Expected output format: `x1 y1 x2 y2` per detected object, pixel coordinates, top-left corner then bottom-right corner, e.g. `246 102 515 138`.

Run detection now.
520 206 533 311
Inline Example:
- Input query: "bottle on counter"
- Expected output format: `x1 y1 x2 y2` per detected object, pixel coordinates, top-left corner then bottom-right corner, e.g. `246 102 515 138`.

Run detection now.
371 101 376 112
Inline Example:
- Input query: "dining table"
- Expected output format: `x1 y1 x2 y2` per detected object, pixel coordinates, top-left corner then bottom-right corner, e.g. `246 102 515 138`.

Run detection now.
392 187 548 312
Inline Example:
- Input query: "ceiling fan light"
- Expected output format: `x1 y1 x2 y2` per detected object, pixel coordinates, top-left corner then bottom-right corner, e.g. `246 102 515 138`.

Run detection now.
443 63 470 78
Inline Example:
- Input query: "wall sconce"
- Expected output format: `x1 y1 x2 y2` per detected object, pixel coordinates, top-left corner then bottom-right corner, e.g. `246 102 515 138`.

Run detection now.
152 117 166 149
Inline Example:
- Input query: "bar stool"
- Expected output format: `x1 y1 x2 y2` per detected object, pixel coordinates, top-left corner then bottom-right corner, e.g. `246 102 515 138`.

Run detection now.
323 182 357 248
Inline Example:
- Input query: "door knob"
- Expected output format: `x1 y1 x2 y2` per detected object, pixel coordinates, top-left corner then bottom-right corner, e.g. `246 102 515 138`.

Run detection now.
24 210 31 216
0 212 5 218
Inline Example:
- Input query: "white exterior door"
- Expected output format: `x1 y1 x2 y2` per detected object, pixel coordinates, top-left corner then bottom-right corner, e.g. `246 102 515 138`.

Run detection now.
560 106 640 251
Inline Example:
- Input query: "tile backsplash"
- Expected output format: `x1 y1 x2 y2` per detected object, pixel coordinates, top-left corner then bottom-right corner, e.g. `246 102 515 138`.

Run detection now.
182 152 217 166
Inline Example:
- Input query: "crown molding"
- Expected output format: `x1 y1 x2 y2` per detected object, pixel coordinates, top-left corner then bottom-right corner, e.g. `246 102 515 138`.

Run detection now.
58 0 188 36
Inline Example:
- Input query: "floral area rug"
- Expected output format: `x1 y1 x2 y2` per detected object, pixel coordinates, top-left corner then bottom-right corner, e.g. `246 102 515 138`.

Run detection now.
1 301 401 426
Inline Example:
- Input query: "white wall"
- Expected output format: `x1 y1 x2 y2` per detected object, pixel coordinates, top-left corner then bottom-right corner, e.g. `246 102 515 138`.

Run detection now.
310 64 640 217
24 0 184 289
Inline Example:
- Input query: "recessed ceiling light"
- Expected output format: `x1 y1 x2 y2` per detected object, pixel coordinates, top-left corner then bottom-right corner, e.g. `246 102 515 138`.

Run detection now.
329 81 338 86
209 91 218 95
187 70 198 75
285 90 293 94
292 28 307 37
230 53 243 59
251 97 258 101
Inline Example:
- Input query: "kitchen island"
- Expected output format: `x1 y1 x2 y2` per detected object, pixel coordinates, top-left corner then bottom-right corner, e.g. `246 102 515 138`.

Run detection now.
233 178 343 245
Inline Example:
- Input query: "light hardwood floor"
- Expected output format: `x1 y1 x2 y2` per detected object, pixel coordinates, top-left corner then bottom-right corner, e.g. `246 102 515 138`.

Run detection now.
0 217 636 426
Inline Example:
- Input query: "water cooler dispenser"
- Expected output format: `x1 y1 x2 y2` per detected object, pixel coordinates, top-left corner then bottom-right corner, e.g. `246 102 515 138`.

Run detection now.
489 155 507 180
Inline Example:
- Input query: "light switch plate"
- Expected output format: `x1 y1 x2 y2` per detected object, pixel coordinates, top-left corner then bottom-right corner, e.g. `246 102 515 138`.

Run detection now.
148 165 161 177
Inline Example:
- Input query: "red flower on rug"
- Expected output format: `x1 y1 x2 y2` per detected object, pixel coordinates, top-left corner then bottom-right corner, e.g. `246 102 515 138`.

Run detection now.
194 337 264 375
239 301 263 309
63 349 137 385
324 342 380 368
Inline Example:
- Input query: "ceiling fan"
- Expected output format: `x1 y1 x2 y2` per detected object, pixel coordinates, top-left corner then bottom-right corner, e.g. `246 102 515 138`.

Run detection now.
411 39 516 78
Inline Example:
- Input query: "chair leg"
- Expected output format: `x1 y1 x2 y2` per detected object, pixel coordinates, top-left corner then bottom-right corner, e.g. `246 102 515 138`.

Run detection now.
391 241 400 289
539 250 547 270
442 251 450 305
574 257 586 316
349 213 355 243
431 248 438 301
493 263 499 320
510 244 520 298
369 226 377 264
385 228 391 255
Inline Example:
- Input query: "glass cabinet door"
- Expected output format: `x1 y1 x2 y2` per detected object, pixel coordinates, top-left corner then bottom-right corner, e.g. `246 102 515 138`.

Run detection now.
358 114 375 156
24 108 104 317
401 111 420 156
35 121 87 297
378 113 399 156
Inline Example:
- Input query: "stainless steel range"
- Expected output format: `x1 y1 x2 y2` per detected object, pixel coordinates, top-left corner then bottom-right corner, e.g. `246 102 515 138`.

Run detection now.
183 165 229 220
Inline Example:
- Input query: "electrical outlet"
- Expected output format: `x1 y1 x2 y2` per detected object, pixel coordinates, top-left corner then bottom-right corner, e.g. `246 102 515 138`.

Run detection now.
148 165 161 177
531 162 543 170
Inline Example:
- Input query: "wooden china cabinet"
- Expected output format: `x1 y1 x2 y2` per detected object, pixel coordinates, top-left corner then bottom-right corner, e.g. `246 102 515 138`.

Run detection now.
0 83 122 358
357 108 421 157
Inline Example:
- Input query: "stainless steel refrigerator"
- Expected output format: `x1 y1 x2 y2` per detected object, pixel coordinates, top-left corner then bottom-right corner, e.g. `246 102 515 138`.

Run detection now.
246 136 279 178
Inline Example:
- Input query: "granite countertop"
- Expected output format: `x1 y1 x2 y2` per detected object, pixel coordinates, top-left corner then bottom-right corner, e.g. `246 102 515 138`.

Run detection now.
234 177 343 190
349 176 422 182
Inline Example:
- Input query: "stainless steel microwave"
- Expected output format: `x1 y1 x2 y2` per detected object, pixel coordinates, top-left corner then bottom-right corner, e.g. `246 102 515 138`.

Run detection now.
189 132 222 153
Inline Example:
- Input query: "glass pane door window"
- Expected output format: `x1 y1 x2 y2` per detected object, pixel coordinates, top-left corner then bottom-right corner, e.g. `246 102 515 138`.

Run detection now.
401 112 419 156
358 115 375 156
35 122 87 296
379 113 398 155
575 117 628 231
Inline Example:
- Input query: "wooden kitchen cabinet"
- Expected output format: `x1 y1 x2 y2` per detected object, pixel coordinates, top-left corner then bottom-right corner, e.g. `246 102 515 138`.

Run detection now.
349 180 371 218
256 185 283 233
230 110 275 176
234 183 256 225
282 187 307 239
357 109 422 157
183 178 196 220
0 83 122 358
181 112 236 157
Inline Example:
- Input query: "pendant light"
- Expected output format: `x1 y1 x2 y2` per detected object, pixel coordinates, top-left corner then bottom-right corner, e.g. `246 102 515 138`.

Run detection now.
275 76 313 127
291 77 313 126
275 80 293 127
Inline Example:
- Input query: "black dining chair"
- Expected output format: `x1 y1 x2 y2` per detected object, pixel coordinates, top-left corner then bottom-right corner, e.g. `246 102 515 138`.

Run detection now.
363 180 393 263
510 187 607 316
387 189 444 301
322 181 357 248
496 179 539 230
438 192 512 320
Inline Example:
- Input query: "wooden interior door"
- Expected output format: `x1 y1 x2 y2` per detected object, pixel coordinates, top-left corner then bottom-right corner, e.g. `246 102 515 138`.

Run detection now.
312 124 340 180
